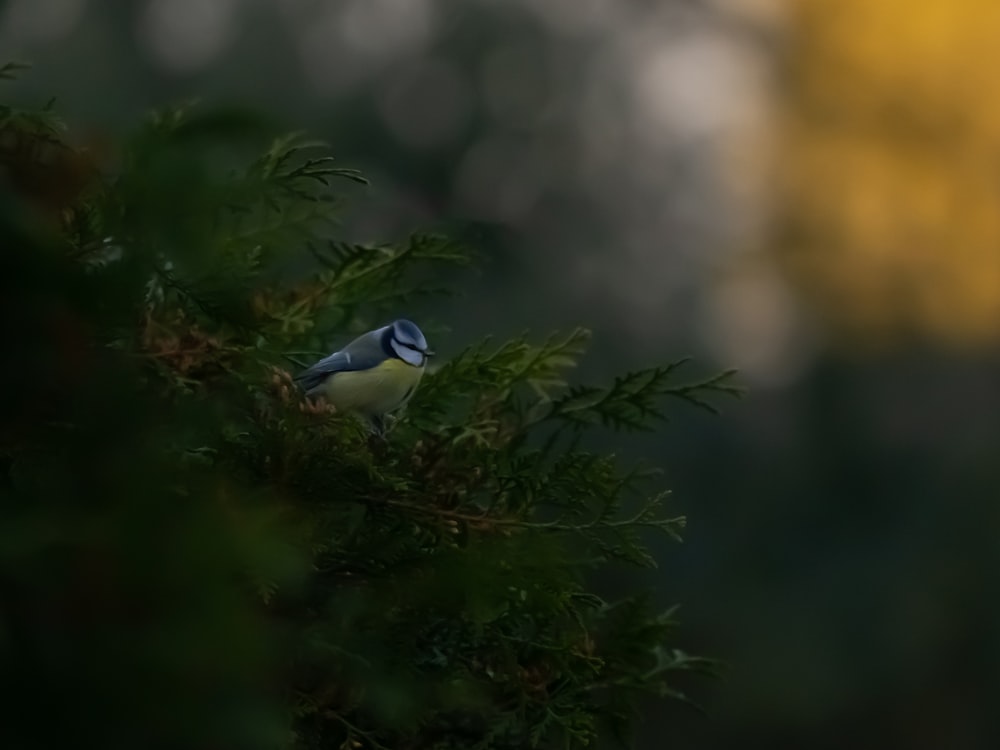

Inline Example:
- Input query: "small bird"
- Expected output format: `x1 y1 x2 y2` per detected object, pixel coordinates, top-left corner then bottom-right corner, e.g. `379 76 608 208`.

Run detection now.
294 319 433 434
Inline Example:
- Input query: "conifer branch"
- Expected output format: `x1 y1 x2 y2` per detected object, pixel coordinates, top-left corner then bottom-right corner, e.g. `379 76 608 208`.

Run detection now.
2 77 734 750
546 359 743 431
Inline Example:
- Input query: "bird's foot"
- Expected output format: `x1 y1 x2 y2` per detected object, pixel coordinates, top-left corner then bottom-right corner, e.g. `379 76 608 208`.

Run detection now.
368 413 398 440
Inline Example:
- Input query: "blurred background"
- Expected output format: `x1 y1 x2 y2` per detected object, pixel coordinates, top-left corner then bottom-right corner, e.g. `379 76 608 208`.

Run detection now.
3 0 999 747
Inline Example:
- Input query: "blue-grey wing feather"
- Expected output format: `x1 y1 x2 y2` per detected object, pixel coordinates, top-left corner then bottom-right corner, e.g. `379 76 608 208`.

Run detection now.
293 332 386 395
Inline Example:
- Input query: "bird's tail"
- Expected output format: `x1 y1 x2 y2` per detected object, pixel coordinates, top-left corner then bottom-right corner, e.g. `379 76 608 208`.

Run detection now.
292 371 326 395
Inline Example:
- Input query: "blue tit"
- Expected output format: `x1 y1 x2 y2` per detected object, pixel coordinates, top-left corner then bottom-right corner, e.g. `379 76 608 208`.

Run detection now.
294 319 433 434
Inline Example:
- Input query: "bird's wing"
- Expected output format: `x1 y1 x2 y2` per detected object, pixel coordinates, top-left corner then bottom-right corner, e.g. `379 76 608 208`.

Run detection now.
293 346 383 395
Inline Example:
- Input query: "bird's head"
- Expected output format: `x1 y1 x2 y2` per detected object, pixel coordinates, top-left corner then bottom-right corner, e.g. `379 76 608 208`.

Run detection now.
387 319 433 366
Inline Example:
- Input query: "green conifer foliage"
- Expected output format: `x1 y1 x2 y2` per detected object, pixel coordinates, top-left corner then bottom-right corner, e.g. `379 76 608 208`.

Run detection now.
0 66 739 750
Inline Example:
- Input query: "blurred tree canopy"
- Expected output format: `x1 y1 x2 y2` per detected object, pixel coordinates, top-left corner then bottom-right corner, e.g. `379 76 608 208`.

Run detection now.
0 65 739 749
777 0 1000 348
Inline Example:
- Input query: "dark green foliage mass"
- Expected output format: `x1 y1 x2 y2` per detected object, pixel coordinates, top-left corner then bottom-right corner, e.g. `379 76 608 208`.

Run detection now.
0 66 739 750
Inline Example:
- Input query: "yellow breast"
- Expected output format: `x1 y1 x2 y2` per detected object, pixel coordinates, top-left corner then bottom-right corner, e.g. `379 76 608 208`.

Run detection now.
321 358 424 416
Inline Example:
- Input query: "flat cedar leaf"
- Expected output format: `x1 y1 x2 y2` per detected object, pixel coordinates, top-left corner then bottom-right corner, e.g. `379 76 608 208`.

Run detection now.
0 61 32 80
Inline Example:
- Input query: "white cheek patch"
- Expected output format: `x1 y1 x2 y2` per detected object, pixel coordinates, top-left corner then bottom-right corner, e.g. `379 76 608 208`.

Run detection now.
391 338 424 366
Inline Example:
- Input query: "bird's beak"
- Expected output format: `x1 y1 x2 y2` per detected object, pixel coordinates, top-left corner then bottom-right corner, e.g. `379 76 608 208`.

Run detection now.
423 349 435 357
